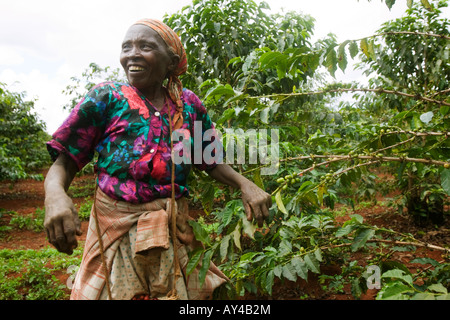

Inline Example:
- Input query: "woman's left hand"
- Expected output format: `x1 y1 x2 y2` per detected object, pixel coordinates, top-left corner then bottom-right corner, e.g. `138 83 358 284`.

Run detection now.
240 180 272 228
207 164 272 228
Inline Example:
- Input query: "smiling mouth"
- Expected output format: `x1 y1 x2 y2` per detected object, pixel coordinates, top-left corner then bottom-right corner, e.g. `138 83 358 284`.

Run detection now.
129 66 146 72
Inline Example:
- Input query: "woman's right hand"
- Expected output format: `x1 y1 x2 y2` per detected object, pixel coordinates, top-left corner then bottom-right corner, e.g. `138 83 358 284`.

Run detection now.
44 154 81 255
44 192 82 255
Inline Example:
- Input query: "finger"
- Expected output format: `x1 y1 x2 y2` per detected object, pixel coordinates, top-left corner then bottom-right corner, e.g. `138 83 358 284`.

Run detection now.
73 208 82 236
251 204 264 228
266 194 273 207
46 225 61 252
243 202 253 222
62 216 78 254
261 202 270 220
52 214 76 255
53 223 70 254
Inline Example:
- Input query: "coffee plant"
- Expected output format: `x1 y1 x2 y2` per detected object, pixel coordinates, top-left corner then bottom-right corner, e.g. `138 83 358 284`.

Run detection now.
0 83 50 181
164 0 450 299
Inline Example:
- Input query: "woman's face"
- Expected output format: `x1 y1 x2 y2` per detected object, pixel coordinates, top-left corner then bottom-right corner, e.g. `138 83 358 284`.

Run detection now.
120 25 176 96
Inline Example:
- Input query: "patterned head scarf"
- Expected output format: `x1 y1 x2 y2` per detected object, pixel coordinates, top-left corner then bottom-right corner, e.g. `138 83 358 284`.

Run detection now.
134 18 187 129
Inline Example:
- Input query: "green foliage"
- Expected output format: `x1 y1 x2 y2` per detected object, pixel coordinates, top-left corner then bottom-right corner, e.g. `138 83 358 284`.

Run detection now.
0 247 82 300
377 258 450 300
62 62 126 111
9 208 45 232
0 83 51 181
162 0 450 299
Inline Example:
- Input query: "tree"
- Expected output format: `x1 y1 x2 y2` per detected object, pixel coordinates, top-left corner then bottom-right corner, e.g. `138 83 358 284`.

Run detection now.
63 62 125 111
354 0 450 224
0 83 50 181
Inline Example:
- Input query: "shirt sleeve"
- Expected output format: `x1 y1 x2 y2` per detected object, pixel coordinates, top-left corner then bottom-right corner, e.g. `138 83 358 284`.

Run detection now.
185 90 223 172
46 83 111 171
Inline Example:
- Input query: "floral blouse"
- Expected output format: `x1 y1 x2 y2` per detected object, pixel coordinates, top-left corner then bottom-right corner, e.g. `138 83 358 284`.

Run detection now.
47 82 220 203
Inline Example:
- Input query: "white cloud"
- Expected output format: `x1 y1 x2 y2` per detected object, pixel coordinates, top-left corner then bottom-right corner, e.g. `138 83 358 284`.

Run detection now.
0 46 25 67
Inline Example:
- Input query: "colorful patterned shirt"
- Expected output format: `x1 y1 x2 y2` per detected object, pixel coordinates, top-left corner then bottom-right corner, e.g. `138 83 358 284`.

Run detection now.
47 82 221 203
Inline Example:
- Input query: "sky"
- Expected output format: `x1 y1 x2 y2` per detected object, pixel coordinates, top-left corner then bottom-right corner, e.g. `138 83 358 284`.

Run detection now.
0 0 448 134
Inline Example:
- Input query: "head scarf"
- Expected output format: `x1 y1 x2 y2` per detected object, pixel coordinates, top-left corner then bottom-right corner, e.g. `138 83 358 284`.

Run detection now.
133 18 187 129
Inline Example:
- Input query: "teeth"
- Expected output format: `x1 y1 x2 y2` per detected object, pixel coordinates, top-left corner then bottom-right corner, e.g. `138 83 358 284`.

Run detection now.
129 66 145 71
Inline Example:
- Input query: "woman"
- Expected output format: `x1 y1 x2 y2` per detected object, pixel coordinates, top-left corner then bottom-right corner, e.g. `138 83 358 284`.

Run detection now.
44 19 272 300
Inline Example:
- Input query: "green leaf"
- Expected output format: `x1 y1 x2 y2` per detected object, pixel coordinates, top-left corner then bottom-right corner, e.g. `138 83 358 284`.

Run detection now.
338 40 350 71
427 283 448 294
198 248 214 287
282 263 298 282
410 257 440 266
367 39 376 61
335 224 357 237
349 41 359 59
360 39 369 59
186 248 204 276
219 234 231 262
216 108 235 125
440 105 449 116
411 292 437 300
200 183 215 213
436 294 450 300
265 270 274 295
382 269 413 285
304 253 320 274
275 191 288 215
253 168 264 190
325 48 338 77
351 228 375 252
204 84 235 101
188 220 211 246
242 216 257 239
385 0 396 9
440 169 450 195
232 221 242 251
259 51 286 69
407 0 413 8
314 248 323 262
317 184 327 206
291 256 308 280
213 22 221 33
260 106 270 124
273 265 282 278
421 0 433 11
378 282 413 300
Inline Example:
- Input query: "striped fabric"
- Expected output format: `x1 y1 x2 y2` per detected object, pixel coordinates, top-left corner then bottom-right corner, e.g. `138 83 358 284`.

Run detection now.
70 188 228 300
134 18 188 130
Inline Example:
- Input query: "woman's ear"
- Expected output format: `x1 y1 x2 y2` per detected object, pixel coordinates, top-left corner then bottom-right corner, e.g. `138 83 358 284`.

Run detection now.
168 54 180 75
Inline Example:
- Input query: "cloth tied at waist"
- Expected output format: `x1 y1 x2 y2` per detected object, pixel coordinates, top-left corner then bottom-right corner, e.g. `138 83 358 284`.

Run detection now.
70 187 228 300
135 199 177 253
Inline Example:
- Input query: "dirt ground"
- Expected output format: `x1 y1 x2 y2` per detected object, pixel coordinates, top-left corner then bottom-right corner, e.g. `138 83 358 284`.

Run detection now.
0 169 449 300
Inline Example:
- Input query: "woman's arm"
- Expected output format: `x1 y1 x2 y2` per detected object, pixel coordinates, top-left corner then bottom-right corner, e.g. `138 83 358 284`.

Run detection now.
207 164 272 227
44 153 81 255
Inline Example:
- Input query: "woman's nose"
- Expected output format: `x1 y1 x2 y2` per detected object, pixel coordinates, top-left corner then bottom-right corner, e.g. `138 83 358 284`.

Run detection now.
127 46 142 59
